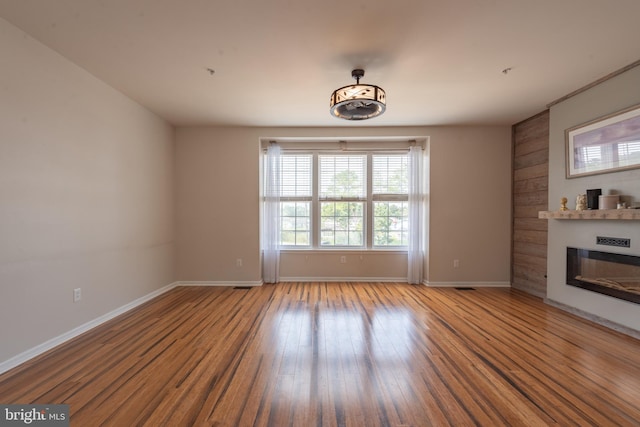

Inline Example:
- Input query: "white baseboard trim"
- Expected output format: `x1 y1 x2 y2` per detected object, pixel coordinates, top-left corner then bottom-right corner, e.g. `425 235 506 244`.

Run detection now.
279 277 407 282
0 281 180 376
177 281 263 287
423 281 511 288
545 298 640 340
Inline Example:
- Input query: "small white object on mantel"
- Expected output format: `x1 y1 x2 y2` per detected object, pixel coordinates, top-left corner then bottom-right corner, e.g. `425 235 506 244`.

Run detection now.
599 194 619 210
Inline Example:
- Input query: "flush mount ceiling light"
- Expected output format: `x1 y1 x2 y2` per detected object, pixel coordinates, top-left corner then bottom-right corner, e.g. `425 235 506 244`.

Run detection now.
330 69 386 120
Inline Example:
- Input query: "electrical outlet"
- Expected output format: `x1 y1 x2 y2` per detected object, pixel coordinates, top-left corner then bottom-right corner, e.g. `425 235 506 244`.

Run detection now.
340 256 346 264
236 258 243 267
73 288 82 302
453 259 460 269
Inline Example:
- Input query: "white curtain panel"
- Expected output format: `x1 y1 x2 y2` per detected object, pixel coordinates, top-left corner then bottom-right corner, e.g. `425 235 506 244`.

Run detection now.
263 144 281 283
407 145 424 284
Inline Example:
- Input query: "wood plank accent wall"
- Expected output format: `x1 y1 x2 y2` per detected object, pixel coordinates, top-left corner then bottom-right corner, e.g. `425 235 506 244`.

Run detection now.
512 110 550 297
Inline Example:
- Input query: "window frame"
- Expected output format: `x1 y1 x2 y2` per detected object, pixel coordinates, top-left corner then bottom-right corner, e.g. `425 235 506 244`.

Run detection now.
270 150 410 251
371 153 409 248
278 153 313 248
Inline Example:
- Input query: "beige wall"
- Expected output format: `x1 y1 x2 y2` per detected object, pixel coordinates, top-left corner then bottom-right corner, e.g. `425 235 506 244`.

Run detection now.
175 126 512 285
547 65 640 331
175 127 262 283
0 18 175 363
428 127 512 285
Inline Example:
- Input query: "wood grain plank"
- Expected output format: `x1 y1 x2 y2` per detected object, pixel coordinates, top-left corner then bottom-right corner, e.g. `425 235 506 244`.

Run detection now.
513 176 548 194
514 163 548 182
514 204 549 219
513 149 549 170
513 190 548 207
513 217 548 232
513 229 547 246
2 284 639 427
512 112 549 299
512 241 547 258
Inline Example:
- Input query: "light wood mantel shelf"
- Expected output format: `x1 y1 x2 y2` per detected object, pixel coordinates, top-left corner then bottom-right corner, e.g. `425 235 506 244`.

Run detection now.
538 209 640 220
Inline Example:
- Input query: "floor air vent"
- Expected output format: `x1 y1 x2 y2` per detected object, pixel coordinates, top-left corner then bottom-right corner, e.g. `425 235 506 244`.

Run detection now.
455 287 476 291
233 286 253 290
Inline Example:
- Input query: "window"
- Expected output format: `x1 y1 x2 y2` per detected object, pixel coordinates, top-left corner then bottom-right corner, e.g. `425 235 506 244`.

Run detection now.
319 155 365 247
269 151 409 250
280 155 311 246
372 155 408 246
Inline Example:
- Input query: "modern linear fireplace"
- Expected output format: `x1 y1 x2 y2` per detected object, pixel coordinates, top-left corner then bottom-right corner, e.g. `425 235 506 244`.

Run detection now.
567 247 640 304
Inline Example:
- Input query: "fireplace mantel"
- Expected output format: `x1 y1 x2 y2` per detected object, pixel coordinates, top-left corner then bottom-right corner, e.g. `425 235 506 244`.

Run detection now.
538 209 640 220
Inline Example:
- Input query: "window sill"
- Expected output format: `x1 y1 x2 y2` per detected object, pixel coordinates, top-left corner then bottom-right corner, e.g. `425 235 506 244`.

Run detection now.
279 248 408 254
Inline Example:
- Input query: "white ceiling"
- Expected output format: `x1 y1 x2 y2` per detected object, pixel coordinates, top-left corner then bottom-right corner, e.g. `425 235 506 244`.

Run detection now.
2 0 640 127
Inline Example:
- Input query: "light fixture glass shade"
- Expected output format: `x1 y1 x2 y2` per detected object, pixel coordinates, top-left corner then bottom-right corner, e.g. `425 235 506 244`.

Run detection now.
330 70 386 120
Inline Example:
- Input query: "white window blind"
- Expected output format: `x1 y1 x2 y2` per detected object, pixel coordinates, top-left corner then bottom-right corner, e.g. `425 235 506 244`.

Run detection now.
318 155 366 247
618 140 640 165
372 155 409 247
372 154 408 196
319 155 366 199
281 154 312 198
279 154 312 247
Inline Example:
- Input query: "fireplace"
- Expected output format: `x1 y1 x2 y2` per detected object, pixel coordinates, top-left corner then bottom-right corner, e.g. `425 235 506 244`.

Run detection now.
567 247 640 304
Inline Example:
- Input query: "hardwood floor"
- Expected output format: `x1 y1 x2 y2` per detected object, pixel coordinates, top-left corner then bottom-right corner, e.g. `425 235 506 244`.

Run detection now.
1 283 639 426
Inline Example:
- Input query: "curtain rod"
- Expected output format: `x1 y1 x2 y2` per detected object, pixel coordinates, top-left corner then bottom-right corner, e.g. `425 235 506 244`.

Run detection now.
262 146 414 152
262 139 424 152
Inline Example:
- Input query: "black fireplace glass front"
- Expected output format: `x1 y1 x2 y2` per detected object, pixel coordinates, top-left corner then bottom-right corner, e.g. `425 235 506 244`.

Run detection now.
566 247 640 304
